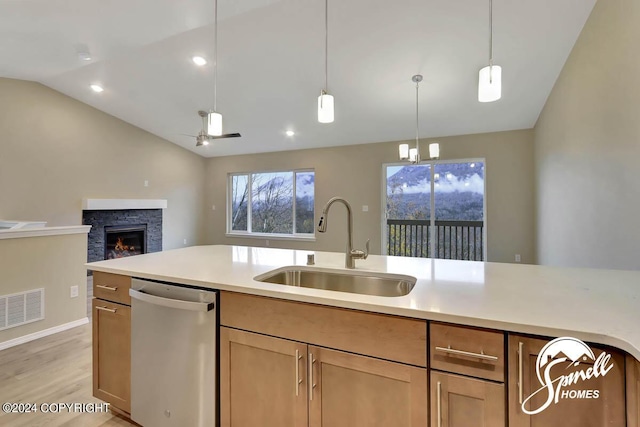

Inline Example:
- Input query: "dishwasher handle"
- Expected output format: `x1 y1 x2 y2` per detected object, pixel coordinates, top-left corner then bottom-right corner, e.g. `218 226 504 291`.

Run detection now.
129 288 214 312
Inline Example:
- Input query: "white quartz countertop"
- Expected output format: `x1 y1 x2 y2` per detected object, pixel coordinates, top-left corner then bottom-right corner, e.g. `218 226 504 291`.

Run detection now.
86 245 640 361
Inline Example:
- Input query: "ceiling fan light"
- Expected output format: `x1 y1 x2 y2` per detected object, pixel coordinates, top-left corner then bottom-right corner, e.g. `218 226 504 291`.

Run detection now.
318 93 334 123
399 144 410 161
478 65 502 102
207 112 223 136
429 143 440 160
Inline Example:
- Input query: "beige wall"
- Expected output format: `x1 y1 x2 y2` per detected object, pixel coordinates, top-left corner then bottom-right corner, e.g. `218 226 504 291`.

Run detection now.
205 129 535 264
0 233 87 344
0 78 207 250
534 0 640 270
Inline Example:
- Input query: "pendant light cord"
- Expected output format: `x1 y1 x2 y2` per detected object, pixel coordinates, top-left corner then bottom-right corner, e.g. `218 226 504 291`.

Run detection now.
489 0 493 83
214 0 218 112
324 0 328 92
415 80 420 159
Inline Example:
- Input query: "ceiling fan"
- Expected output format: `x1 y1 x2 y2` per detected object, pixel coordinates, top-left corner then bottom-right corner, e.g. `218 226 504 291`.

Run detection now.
184 110 241 147
189 0 240 147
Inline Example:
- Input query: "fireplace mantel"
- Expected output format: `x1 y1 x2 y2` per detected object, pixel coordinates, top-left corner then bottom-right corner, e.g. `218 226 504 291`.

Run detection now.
82 199 168 210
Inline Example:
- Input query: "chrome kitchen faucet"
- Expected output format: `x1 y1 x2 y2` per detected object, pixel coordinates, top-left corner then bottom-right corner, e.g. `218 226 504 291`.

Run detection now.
317 197 369 269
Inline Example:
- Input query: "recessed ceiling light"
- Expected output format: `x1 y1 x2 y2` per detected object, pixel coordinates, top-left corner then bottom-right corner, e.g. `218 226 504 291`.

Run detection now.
90 84 104 93
285 130 295 137
192 56 207 66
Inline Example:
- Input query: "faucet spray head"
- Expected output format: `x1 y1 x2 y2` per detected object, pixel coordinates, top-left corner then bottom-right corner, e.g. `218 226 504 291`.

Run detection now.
317 215 327 232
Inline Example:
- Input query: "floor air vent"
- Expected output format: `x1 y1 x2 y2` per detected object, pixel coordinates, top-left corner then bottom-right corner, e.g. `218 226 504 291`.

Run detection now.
0 288 44 331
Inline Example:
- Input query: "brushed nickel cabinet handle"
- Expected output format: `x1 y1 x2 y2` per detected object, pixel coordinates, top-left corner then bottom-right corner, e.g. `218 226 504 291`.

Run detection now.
437 381 442 427
435 345 499 361
308 352 316 401
295 350 303 397
96 284 118 291
518 341 524 405
96 306 117 313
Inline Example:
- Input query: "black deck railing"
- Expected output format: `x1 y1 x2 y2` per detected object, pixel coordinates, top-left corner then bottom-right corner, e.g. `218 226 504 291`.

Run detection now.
387 219 484 261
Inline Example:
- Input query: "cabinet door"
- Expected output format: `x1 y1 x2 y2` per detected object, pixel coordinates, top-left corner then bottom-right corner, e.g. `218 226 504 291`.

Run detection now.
308 345 427 427
508 335 625 427
220 327 308 427
628 356 640 427
92 298 131 413
430 371 504 427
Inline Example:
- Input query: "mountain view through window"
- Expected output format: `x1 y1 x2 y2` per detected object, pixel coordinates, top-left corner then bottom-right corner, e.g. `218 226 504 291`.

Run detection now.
386 162 484 260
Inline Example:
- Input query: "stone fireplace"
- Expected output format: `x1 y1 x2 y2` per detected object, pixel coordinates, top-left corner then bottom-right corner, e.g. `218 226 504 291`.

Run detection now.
82 199 167 273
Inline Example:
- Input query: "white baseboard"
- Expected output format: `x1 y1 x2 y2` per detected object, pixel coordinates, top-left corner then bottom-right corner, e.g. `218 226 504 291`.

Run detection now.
0 317 89 351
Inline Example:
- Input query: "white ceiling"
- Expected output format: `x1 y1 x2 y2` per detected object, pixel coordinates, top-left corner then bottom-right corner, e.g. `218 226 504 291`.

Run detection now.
0 0 596 157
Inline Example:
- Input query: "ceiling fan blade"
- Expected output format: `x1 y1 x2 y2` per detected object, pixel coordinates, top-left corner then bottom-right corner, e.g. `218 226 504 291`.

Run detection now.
208 133 241 139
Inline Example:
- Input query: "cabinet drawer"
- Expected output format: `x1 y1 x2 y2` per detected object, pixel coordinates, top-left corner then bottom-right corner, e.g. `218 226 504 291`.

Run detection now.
220 291 427 367
430 322 504 382
93 272 131 305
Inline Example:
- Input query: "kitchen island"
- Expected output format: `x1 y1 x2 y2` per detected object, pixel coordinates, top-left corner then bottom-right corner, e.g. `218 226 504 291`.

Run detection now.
87 245 640 427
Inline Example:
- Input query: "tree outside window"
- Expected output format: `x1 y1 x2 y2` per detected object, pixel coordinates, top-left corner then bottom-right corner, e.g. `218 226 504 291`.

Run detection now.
229 170 315 236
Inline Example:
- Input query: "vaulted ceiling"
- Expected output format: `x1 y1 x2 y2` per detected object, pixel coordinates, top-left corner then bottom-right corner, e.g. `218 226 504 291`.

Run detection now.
0 0 596 157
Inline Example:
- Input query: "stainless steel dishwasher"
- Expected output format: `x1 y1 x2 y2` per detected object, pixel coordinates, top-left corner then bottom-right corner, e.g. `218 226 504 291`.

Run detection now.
129 278 217 427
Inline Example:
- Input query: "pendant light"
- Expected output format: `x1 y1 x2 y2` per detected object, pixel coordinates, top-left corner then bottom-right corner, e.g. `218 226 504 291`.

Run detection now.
207 0 223 136
398 75 440 164
317 0 334 123
478 0 502 102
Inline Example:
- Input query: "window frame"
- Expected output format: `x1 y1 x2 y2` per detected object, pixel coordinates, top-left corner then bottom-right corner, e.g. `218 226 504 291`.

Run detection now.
380 158 487 257
226 168 316 241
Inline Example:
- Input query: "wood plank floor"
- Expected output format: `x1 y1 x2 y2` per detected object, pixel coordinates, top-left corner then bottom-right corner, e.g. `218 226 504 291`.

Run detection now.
0 321 136 426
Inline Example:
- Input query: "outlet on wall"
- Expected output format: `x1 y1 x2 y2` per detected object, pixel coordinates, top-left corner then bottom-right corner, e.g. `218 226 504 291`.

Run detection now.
362 205 369 212
183 238 187 245
70 285 79 298
144 180 149 187
515 254 521 263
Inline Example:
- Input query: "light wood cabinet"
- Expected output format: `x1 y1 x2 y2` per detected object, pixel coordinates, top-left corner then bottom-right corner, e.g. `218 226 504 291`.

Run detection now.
92 298 131 413
309 345 427 427
92 272 132 415
429 323 505 427
93 271 132 305
628 356 640 427
220 292 428 425
430 371 504 427
220 326 428 427
430 322 505 382
220 327 307 427
90 281 640 427
508 335 625 427
220 291 427 367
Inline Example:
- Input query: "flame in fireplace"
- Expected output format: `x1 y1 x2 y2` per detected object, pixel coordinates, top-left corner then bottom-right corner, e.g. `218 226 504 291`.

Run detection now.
107 236 142 259
115 237 134 252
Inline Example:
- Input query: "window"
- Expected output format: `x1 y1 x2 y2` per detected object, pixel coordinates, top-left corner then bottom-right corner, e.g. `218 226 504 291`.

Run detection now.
228 170 315 238
384 160 485 260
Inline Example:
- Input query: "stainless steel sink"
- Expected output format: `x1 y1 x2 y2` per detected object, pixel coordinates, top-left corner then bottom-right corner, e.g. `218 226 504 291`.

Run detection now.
254 267 416 297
